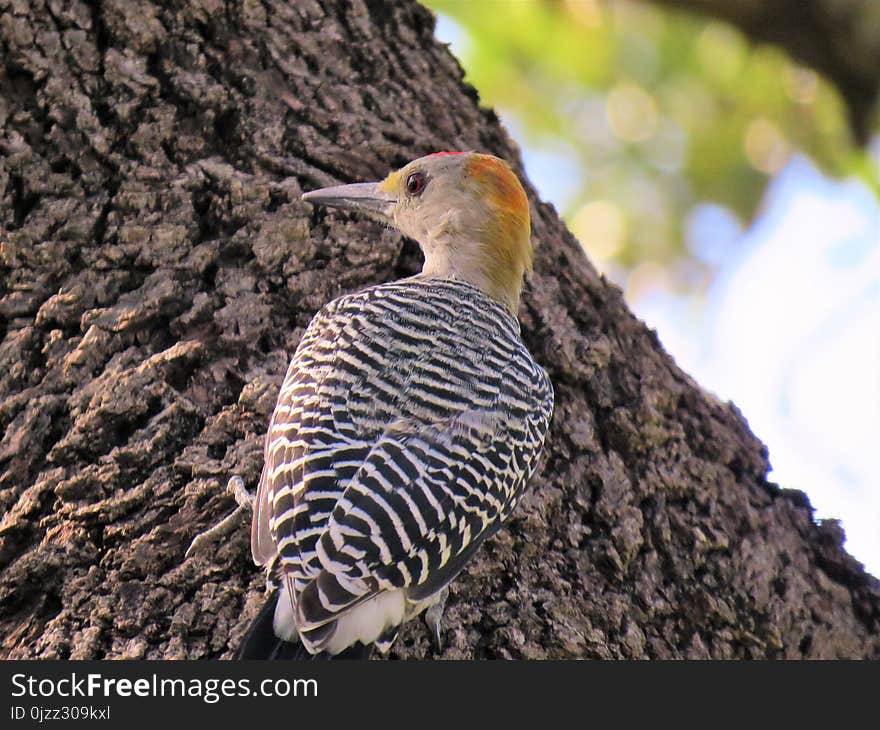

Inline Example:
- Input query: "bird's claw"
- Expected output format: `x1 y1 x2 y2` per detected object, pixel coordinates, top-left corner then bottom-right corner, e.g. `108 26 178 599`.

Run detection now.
424 588 449 653
184 475 254 558
225 475 255 511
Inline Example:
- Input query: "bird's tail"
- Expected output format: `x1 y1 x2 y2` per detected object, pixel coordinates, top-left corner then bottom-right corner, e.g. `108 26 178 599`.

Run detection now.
233 590 372 660
234 591 308 659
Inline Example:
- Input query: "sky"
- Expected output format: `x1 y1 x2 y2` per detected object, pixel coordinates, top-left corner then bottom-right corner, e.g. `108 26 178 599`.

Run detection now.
435 15 880 577
639 159 880 577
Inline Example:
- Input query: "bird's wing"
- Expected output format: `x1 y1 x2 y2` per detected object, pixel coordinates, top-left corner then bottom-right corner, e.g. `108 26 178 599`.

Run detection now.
251 297 365 572
250 309 343 568
250 462 276 566
293 377 550 645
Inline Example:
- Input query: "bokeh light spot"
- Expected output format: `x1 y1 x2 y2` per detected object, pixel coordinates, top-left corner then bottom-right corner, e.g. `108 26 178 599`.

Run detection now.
626 259 670 303
783 65 819 105
572 200 627 264
695 21 746 83
744 117 790 174
564 0 602 28
606 82 659 142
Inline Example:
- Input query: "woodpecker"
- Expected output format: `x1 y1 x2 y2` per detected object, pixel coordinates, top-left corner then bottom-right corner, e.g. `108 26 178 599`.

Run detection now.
237 151 554 658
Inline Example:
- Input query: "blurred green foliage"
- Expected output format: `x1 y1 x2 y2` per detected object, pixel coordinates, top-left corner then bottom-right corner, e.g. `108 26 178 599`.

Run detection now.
424 0 877 292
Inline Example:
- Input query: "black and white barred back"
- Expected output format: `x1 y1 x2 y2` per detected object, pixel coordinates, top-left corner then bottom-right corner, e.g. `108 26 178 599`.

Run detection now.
250 276 554 655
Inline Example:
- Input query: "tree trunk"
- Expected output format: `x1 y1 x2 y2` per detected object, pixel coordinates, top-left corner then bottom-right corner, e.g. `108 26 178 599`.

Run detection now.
647 0 880 143
0 0 877 660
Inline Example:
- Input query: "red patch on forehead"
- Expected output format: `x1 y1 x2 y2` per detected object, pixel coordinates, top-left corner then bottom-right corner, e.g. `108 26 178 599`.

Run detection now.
425 151 465 158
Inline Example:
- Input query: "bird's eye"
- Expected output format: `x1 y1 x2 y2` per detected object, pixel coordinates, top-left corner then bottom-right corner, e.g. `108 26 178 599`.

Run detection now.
405 172 426 197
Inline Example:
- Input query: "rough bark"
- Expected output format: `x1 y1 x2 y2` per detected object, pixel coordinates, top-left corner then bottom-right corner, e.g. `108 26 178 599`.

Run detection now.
0 0 877 660
647 0 880 143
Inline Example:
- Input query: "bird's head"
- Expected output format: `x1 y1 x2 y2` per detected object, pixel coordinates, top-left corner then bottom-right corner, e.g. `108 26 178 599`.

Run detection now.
302 151 532 313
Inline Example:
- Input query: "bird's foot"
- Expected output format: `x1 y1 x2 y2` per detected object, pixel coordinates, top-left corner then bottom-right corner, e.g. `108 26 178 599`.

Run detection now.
185 475 254 558
423 588 449 653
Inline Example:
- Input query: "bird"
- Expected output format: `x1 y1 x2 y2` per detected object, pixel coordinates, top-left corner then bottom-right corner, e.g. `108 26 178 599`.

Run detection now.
235 151 554 659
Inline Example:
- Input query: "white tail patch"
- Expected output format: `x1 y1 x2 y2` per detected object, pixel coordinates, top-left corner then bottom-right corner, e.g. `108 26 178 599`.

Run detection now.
274 577 446 655
321 590 406 655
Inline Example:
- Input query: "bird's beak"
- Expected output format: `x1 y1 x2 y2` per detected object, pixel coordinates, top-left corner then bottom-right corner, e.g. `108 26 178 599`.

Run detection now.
301 182 396 219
